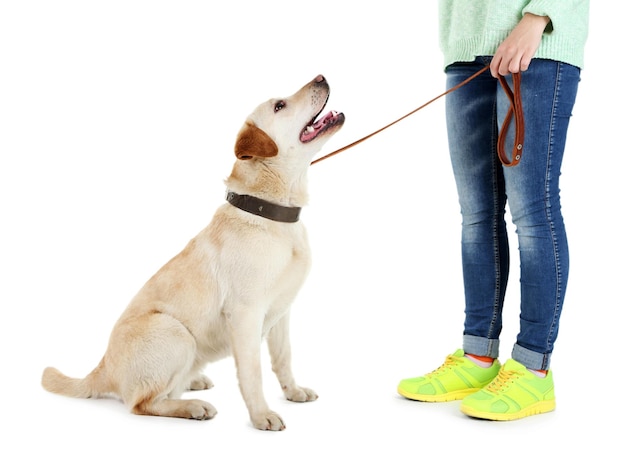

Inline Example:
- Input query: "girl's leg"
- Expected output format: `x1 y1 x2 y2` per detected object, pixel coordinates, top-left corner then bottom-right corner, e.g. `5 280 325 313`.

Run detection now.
501 59 580 370
445 59 508 359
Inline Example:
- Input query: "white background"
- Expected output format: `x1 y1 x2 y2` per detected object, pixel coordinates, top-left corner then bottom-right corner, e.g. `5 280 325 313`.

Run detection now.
1 1 622 448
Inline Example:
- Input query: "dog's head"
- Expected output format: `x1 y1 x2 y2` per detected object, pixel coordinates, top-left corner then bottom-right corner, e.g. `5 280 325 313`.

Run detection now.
234 74 345 163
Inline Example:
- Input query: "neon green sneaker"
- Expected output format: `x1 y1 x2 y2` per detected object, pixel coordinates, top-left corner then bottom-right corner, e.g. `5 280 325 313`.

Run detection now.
397 349 501 402
460 358 556 420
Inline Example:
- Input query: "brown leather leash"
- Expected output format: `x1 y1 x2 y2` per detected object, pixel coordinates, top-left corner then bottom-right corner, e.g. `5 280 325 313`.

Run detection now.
497 70 524 166
311 65 524 167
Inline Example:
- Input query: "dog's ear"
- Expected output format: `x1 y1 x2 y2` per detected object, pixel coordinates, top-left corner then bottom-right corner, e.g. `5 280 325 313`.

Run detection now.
234 122 279 160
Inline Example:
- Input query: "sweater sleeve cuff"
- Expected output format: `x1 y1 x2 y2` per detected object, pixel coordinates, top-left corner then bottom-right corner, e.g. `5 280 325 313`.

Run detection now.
522 1 555 33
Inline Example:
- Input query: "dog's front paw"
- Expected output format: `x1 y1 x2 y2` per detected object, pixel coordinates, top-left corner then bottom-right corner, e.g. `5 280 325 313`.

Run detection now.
283 385 318 403
252 410 286 431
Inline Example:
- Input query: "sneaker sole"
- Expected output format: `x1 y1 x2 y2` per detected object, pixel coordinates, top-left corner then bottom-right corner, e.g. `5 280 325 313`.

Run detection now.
460 399 556 421
398 387 480 402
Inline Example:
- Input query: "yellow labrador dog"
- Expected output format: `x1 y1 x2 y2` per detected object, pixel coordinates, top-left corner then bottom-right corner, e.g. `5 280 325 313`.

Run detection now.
42 74 344 431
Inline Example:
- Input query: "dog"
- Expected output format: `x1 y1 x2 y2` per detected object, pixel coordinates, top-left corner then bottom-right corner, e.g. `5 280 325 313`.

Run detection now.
41 74 345 431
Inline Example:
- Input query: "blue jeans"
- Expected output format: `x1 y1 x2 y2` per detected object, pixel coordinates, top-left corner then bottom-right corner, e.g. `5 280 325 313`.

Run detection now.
445 57 580 371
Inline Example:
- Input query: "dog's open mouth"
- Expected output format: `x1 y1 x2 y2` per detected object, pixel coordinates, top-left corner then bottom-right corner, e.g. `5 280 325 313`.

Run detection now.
300 110 345 143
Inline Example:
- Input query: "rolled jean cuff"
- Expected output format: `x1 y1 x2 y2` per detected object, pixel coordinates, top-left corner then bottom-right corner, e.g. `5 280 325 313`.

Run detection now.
463 334 500 359
512 344 552 371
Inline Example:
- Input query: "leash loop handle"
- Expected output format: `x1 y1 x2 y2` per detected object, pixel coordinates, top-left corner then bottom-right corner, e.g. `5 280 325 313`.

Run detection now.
497 71 524 167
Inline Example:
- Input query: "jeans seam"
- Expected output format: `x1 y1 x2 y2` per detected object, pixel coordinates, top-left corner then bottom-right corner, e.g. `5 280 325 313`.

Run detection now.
489 96 504 341
544 61 565 355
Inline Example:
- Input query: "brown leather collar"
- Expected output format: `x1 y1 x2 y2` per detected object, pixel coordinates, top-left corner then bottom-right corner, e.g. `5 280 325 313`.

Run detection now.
226 191 301 223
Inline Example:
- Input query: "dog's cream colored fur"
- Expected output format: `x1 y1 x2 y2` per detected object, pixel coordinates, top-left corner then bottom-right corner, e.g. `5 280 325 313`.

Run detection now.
41 75 344 431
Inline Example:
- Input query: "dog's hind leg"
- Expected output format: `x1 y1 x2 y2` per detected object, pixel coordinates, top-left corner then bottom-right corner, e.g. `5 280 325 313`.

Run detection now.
113 312 217 420
126 346 218 420
132 396 217 420
267 314 318 402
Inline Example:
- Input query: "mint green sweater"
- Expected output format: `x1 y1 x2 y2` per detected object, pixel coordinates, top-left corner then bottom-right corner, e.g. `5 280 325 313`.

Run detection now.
438 0 589 70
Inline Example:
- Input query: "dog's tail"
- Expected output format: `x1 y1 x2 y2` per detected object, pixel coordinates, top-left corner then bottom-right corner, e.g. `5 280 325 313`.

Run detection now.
42 358 111 399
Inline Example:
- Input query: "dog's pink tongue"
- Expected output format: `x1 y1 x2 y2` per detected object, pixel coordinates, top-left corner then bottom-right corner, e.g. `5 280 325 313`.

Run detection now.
301 110 343 143
316 111 337 128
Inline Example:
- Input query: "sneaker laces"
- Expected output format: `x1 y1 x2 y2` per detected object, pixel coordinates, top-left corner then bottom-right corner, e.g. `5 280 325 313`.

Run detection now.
485 367 521 393
426 354 461 378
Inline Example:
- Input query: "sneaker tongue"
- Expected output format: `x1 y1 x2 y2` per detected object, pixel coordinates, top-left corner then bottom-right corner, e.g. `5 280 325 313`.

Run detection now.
503 359 527 372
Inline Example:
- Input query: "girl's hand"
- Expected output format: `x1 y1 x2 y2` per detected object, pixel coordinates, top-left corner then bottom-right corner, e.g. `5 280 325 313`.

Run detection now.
490 13 550 77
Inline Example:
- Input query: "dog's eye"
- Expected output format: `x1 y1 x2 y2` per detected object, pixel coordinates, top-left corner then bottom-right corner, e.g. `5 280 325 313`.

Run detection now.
274 101 286 112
